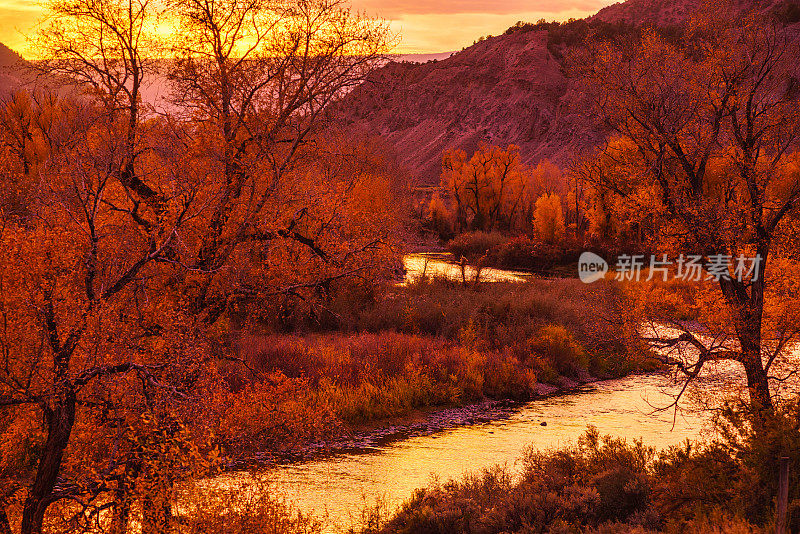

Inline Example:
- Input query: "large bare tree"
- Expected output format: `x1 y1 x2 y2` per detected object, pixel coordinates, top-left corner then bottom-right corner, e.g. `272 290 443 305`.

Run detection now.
165 0 395 323
577 4 800 417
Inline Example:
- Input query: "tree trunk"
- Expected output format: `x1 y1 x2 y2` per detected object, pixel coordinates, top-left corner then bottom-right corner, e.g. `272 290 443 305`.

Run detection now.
720 265 772 417
742 348 773 416
110 457 142 534
109 482 132 534
142 495 173 534
20 394 76 534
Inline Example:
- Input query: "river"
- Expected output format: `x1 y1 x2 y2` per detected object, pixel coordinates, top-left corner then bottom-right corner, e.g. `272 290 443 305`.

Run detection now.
209 257 799 531
401 252 531 284
215 372 717 530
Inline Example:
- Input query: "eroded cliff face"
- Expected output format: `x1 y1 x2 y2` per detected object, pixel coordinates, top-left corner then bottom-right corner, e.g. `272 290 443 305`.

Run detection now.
332 0 800 184
0 43 28 97
333 29 608 184
591 0 790 25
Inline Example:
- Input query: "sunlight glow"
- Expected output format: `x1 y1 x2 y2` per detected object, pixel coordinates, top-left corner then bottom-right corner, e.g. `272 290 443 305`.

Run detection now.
2 0 618 58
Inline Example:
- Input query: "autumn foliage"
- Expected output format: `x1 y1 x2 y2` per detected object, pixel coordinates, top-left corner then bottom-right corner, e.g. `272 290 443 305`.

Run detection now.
0 0 399 531
575 4 800 416
3 0 800 531
432 144 570 238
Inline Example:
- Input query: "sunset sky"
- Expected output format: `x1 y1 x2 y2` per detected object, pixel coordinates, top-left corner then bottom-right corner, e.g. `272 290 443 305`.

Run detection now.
0 0 617 56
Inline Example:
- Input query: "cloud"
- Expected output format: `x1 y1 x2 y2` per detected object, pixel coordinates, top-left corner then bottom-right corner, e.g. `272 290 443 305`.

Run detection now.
1 0 618 58
350 1 619 53
0 6 39 54
388 8 607 53
0 0 41 11
352 0 612 18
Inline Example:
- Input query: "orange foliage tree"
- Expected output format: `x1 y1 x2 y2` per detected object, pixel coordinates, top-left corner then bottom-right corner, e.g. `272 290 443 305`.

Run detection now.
578 5 800 416
437 144 567 235
0 1 396 532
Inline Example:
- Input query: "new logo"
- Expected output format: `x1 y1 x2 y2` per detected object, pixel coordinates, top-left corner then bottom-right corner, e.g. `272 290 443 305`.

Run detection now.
578 252 608 283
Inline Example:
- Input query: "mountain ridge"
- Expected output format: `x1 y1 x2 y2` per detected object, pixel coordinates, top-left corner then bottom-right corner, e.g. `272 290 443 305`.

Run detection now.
333 28 603 184
0 43 24 68
333 0 800 184
0 42 30 96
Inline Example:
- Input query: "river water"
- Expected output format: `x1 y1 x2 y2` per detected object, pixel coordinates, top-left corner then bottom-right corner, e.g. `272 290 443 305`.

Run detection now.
209 256 799 531
401 252 530 284
217 372 716 530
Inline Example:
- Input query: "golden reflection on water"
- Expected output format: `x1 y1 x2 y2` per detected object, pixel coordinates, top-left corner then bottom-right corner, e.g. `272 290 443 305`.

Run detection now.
217 373 717 531
401 253 529 284
207 263 800 531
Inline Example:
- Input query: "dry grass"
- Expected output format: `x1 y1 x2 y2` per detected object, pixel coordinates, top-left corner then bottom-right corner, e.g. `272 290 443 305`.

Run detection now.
179 475 322 534
213 278 657 451
333 277 656 379
233 332 537 424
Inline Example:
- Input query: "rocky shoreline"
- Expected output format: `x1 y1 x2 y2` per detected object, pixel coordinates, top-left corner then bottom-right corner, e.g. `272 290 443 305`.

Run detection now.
228 373 603 469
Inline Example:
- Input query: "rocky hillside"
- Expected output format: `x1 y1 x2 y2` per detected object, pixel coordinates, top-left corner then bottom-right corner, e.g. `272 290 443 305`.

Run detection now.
592 0 793 25
333 0 800 185
333 29 605 185
0 43 29 96
591 0 702 25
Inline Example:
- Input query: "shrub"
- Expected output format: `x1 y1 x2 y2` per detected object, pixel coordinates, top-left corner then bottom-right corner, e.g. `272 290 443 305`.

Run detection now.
527 324 588 378
491 235 559 271
447 231 508 261
180 475 323 534
356 427 657 534
222 279 654 441
351 423 780 534
341 277 652 379
212 372 341 456
653 398 800 530
653 399 800 531
463 235 584 274
494 237 584 272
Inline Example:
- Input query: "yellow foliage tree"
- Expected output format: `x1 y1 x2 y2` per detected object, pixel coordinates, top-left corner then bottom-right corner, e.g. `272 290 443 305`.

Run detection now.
533 193 566 243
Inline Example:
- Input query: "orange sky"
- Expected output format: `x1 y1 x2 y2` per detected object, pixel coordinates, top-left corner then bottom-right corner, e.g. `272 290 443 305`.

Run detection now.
1 0 617 57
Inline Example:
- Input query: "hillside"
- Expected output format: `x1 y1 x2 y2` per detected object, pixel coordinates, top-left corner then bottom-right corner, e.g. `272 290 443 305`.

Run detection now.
0 43 24 67
333 29 604 185
332 0 800 185
0 43 28 96
592 0 793 24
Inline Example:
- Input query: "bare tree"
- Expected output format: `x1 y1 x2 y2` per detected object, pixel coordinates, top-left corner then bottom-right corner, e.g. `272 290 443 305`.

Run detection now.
165 0 394 321
577 4 800 417
33 0 164 203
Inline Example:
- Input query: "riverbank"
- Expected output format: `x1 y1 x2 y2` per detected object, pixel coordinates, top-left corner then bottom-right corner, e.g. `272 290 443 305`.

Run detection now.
346 397 800 534
225 372 710 534
214 277 658 463
229 372 609 467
